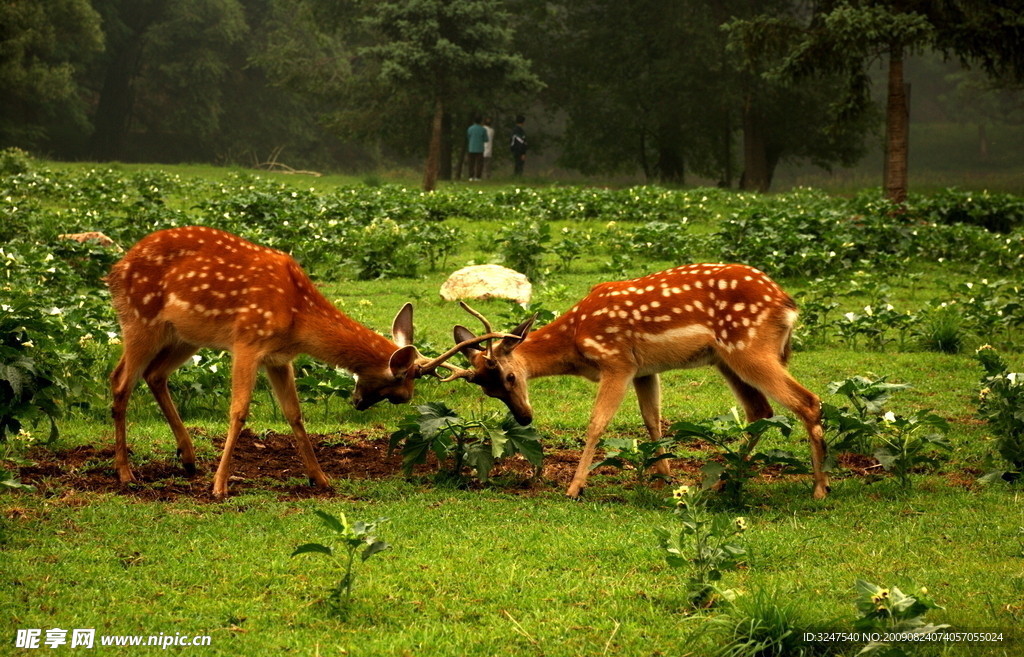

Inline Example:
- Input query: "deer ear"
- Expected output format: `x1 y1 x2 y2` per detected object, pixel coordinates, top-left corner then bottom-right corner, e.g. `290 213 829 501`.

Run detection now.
496 314 535 356
454 325 485 357
389 344 420 378
392 303 414 347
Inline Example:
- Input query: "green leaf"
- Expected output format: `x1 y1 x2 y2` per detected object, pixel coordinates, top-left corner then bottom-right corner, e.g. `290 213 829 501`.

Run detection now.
362 540 390 562
291 543 333 558
314 509 348 535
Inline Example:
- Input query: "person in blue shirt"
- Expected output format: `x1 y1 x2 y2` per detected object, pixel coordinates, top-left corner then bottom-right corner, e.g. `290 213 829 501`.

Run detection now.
466 116 488 181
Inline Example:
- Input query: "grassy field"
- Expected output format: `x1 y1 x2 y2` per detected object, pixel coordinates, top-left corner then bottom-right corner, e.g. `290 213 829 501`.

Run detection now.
3 161 1024 656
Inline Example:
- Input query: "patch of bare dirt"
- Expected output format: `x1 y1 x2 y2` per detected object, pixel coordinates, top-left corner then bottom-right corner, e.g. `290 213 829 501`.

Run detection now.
16 428 889 503
19 429 627 502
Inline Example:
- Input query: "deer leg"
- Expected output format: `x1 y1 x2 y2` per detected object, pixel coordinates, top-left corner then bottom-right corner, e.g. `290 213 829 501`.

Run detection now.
567 372 632 498
634 374 670 483
265 363 331 489
110 331 166 483
716 361 775 455
143 343 200 476
726 356 829 499
212 348 261 499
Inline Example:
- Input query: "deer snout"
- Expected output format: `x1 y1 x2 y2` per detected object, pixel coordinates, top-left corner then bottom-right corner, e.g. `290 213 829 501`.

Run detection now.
351 391 378 411
512 406 533 426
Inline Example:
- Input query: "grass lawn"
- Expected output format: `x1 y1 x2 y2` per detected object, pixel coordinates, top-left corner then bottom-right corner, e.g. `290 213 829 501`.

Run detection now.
3 161 1024 655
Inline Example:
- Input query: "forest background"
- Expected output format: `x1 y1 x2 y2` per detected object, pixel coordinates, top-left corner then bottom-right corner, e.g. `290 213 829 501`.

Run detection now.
3 0 1024 195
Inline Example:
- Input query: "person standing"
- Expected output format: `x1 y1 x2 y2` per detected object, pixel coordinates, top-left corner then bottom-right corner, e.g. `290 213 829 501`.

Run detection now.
482 117 495 179
466 116 488 181
510 114 527 176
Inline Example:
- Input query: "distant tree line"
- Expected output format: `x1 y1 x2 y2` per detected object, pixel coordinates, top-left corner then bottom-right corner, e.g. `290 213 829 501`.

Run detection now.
2 0 1022 196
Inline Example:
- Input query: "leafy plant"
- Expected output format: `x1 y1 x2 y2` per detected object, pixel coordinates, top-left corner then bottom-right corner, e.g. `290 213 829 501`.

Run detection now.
711 588 831 657
672 408 802 506
873 410 951 490
389 403 544 484
592 436 675 503
291 510 390 618
974 345 1024 483
293 358 355 420
593 436 675 483
853 580 948 656
914 303 966 354
654 485 748 609
496 217 550 281
0 300 66 443
1 429 37 491
551 226 595 272
835 304 915 352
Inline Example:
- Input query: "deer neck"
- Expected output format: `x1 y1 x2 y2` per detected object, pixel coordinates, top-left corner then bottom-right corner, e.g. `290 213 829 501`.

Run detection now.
516 315 582 379
297 294 397 375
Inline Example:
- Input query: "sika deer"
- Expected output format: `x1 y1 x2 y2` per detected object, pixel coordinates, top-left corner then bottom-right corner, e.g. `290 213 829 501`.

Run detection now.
445 264 829 499
107 226 500 498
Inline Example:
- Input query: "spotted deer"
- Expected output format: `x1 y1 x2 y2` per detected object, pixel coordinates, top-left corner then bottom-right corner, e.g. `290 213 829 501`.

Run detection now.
445 263 829 499
107 225 502 498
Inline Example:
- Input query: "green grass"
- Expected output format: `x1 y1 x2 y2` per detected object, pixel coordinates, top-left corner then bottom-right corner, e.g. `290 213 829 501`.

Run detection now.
4 162 1024 656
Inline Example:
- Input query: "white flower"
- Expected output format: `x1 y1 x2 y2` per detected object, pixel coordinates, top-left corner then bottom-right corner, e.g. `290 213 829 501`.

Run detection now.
883 411 897 423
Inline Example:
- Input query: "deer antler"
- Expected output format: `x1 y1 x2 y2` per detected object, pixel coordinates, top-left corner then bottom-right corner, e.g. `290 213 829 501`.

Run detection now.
458 301 494 334
457 301 503 359
414 330 516 378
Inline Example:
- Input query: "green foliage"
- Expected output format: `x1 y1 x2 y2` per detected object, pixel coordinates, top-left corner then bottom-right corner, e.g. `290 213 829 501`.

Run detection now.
917 188 1024 233
672 409 802 507
389 403 544 484
291 510 390 618
0 148 35 176
0 0 103 148
1 428 38 492
655 485 748 609
822 375 949 490
711 588 830 657
913 303 966 354
496 217 551 281
822 375 908 465
0 300 68 443
593 436 675 482
853 580 948 656
592 436 674 504
975 346 1024 483
873 411 951 491
551 226 595 272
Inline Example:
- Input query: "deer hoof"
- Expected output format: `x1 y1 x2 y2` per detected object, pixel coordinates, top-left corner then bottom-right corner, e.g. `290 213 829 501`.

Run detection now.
182 462 197 477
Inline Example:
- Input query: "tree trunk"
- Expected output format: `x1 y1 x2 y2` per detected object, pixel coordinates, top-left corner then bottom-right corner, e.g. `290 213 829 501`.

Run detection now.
721 110 734 188
423 97 443 192
740 94 770 192
440 111 453 180
883 45 910 203
90 35 145 160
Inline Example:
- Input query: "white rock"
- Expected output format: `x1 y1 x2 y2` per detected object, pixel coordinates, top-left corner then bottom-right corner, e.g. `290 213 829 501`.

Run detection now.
440 264 532 305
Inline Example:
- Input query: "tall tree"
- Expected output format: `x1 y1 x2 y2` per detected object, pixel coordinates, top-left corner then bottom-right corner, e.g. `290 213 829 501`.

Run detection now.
731 0 1024 202
358 0 541 191
531 0 871 188
0 0 103 149
87 0 247 161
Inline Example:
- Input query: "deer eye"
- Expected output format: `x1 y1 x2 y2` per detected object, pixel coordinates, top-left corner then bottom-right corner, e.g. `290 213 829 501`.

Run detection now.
506 373 516 384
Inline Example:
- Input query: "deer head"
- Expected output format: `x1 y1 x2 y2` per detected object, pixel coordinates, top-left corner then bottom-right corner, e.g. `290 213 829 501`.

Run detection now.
350 303 420 410
447 303 536 425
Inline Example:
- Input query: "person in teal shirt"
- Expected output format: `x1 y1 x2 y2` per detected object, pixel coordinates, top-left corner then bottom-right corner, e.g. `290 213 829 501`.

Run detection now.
466 116 488 181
